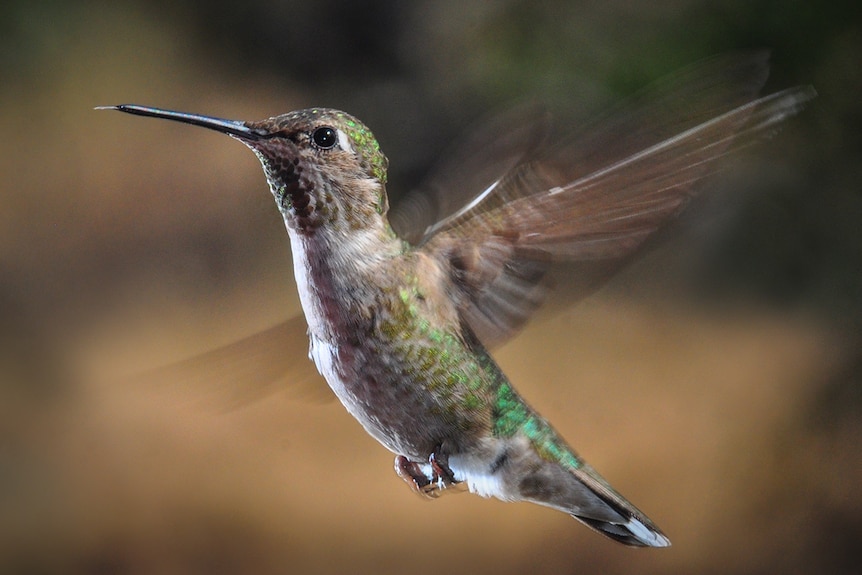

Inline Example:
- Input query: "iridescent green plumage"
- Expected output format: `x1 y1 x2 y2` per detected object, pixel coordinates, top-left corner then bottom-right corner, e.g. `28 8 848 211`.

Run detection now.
340 113 389 185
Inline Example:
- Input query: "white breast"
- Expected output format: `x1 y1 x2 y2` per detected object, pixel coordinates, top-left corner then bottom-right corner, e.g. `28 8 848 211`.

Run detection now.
308 333 342 392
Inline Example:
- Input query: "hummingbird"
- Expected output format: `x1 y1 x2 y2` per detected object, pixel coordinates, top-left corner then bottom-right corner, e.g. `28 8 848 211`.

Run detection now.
99 54 813 547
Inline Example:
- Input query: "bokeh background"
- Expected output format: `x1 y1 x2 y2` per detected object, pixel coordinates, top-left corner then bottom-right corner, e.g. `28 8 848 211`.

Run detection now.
2 1 861 573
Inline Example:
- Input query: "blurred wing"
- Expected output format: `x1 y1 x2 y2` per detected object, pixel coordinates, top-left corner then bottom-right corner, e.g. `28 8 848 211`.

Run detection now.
416 53 815 348
126 315 331 409
467 85 815 259
389 103 550 245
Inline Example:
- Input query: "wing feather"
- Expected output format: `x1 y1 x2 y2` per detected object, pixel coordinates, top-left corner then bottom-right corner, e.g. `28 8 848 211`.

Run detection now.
409 53 814 348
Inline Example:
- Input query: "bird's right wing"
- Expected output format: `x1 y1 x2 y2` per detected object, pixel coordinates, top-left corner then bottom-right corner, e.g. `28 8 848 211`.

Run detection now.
125 315 331 408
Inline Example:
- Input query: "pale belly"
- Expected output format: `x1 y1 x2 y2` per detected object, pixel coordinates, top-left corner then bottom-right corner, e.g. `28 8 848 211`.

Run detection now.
308 332 485 461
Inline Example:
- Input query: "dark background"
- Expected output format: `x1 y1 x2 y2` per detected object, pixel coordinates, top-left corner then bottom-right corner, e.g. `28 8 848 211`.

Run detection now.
1 1 860 573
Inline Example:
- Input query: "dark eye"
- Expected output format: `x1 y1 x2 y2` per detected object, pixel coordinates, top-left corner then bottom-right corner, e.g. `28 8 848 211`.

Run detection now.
311 126 338 149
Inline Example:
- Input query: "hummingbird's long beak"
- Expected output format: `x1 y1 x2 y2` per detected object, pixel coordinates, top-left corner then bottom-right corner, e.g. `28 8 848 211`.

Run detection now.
96 104 266 141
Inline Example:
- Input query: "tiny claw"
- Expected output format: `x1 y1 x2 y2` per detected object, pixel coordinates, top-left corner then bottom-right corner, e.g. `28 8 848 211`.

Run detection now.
429 452 457 486
394 455 441 499
393 450 465 500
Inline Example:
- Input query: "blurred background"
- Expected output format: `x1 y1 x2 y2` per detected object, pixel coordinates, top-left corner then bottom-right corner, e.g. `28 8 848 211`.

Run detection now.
1 0 861 573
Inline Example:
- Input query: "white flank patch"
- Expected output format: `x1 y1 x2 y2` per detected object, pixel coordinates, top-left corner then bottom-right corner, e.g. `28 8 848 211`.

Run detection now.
448 454 506 500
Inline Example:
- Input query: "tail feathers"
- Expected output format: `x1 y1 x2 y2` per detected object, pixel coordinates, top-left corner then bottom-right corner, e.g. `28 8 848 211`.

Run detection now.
514 454 670 547
453 437 670 546
567 462 671 547
520 462 671 547
576 513 671 548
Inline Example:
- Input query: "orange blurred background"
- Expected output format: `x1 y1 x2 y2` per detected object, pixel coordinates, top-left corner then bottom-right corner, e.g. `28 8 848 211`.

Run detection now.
1 1 860 573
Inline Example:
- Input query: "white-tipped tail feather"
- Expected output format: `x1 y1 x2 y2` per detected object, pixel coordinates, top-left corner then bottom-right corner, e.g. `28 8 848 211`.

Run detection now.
449 444 670 547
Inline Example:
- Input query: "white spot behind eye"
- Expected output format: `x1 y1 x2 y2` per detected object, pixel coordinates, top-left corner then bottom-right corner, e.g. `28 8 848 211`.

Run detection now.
336 129 354 154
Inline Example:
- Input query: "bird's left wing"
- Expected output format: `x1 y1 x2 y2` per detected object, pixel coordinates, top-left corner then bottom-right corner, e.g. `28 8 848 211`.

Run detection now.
405 54 814 348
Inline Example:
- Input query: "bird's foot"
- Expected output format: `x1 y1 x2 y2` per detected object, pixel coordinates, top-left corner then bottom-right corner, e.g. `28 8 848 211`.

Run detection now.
394 451 463 499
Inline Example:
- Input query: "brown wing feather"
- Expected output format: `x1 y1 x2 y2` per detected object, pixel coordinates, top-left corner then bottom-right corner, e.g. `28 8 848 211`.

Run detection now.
415 54 814 348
